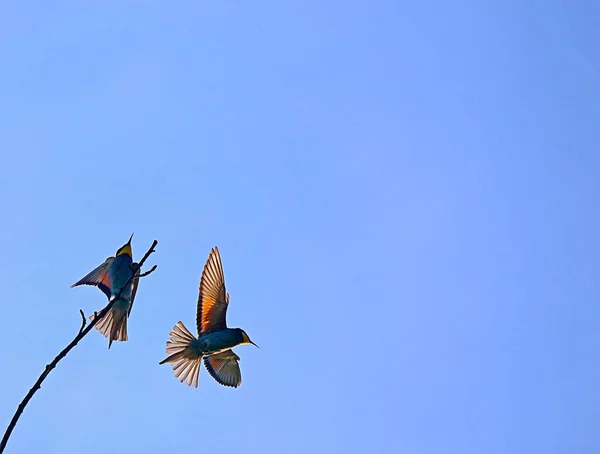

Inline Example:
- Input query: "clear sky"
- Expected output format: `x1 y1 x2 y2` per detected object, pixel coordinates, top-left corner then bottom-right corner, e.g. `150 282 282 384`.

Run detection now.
0 2 598 453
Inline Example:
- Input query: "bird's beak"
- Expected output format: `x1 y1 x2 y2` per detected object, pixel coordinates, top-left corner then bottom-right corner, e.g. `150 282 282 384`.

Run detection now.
250 340 259 348
128 233 134 244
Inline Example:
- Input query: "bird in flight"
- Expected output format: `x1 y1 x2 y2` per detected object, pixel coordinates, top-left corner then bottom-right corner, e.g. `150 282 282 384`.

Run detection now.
160 247 258 388
71 234 140 348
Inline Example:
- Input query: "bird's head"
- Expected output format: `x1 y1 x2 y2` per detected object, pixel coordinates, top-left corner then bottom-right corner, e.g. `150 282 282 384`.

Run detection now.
238 329 259 348
115 233 134 258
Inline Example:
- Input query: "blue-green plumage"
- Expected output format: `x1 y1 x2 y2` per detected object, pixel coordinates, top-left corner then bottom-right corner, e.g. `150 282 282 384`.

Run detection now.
108 253 134 299
189 328 246 356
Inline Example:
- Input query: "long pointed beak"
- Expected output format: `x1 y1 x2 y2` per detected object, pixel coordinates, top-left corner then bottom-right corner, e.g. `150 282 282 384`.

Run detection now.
128 233 134 244
250 341 260 348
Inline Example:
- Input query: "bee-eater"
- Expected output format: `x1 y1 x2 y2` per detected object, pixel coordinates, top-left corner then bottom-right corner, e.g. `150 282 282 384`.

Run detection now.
71 234 140 348
160 247 258 388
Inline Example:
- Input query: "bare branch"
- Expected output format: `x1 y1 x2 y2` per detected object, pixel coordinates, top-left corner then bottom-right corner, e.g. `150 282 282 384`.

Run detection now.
0 239 158 453
138 264 157 278
78 310 86 335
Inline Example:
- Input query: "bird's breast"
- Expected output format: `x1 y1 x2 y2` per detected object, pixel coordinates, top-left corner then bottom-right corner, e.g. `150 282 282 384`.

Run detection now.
195 330 240 356
109 256 134 298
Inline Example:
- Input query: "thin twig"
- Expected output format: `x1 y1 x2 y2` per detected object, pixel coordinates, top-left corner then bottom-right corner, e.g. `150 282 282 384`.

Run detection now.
78 310 86 335
0 240 158 453
138 264 157 278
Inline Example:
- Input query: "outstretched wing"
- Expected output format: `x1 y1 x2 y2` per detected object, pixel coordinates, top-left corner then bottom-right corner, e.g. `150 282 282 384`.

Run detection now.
196 247 229 335
203 350 242 388
71 257 115 299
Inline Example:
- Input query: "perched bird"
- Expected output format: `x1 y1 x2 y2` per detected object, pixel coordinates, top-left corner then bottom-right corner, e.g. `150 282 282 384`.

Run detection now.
160 247 258 388
71 234 140 348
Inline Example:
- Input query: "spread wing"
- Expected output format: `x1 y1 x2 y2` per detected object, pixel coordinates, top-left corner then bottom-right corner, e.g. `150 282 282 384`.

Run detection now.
71 257 115 299
196 247 229 335
203 350 242 388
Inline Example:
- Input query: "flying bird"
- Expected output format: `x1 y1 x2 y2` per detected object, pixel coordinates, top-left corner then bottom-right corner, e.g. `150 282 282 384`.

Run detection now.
160 247 258 388
71 234 140 348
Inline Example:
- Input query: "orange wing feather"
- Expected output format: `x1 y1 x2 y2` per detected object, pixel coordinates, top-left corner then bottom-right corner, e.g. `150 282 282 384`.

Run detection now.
196 247 229 335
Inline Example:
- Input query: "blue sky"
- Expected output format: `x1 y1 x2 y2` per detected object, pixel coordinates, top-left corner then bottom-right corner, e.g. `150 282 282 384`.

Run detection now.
0 1 598 453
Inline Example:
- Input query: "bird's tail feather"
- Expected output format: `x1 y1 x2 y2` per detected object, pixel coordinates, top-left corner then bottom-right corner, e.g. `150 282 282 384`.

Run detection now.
90 307 128 349
159 321 202 388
